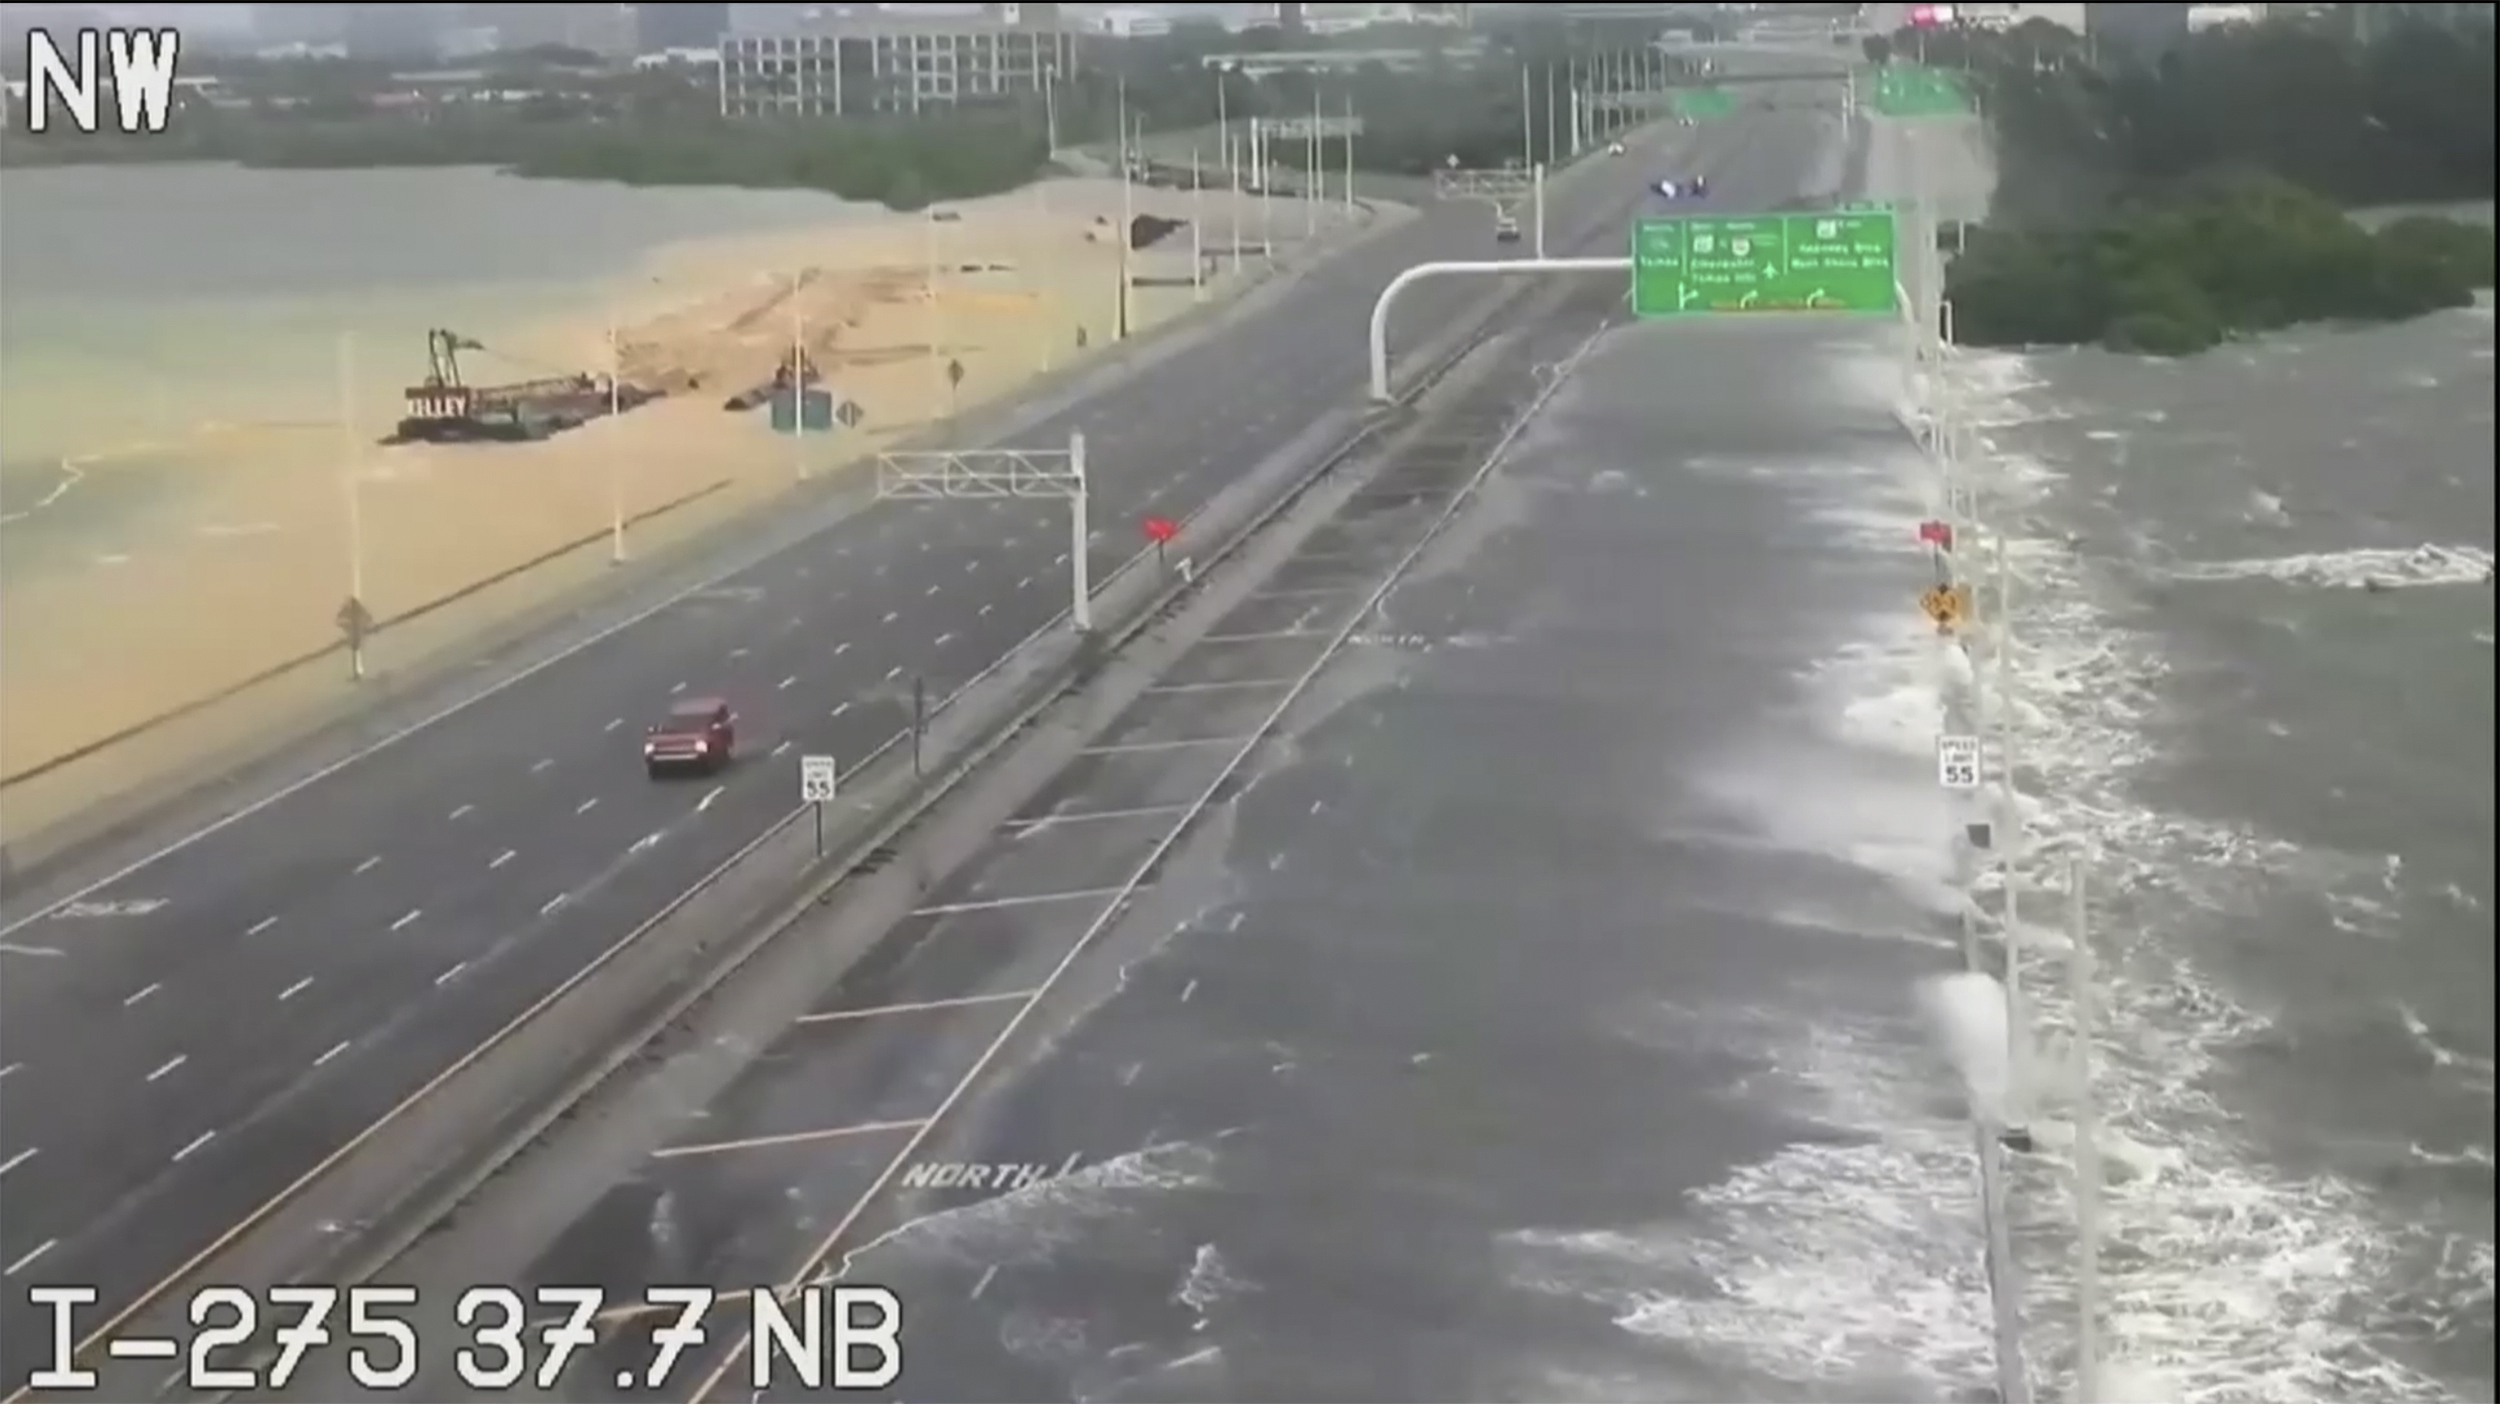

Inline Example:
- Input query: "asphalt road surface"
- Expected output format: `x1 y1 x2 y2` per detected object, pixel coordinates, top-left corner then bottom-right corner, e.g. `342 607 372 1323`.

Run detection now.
0 105 1823 1390
249 101 1999 1402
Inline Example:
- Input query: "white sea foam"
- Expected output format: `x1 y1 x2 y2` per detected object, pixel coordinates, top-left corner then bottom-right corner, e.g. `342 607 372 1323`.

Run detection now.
1935 346 2468 1404
1503 998 1998 1398
2162 543 2495 591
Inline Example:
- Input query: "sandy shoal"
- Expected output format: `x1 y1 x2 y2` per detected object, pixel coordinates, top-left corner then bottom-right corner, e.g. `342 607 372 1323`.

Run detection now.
0 176 1366 848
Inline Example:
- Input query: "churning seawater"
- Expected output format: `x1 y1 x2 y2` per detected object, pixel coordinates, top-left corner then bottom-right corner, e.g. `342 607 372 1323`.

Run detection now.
1961 299 2494 1404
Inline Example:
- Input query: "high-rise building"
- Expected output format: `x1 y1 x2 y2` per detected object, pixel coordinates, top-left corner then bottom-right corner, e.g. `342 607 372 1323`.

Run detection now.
639 2 731 51
716 8 1078 118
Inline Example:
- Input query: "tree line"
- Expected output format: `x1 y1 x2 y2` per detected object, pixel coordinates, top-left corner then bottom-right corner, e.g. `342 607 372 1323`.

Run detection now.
1909 15 2495 354
4 21 1684 204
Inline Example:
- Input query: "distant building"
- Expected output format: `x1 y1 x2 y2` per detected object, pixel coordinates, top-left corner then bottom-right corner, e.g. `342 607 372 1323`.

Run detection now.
716 8 1077 118
639 3 731 51
2084 1 2189 63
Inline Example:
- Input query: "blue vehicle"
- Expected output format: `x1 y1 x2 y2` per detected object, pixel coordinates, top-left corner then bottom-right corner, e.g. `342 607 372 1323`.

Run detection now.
1654 175 1710 200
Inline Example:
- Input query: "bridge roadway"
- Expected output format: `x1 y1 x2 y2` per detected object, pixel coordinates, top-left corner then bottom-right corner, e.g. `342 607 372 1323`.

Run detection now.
0 101 1833 1393
266 100 1981 1402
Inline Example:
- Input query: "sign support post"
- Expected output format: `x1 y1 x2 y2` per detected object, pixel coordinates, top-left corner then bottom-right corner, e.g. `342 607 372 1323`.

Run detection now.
875 431 1092 636
798 754 838 858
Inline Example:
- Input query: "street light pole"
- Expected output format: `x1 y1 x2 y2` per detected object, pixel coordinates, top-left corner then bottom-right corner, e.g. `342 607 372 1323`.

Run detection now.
923 210 944 409
1116 76 1133 340
1305 85 1320 237
336 331 368 682
1254 115 1272 261
1190 145 1205 301
607 315 625 564
1342 92 1355 214
790 272 810 481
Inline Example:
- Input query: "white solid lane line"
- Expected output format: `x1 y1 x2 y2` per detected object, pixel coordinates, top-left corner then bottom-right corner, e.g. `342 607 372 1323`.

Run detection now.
4 1240 56 1277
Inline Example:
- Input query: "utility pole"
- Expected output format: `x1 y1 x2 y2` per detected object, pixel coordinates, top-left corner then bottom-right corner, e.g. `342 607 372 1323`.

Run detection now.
1190 145 1205 301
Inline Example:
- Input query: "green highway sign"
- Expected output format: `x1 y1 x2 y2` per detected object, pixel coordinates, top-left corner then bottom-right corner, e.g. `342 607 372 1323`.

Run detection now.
1672 87 1736 122
1630 209 1900 318
1871 64 1971 118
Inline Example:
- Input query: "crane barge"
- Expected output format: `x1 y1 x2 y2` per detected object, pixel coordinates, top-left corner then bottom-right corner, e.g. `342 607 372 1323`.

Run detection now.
386 328 661 445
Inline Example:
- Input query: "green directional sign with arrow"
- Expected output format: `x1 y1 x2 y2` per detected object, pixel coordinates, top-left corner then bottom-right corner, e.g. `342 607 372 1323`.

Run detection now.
1630 207 1900 319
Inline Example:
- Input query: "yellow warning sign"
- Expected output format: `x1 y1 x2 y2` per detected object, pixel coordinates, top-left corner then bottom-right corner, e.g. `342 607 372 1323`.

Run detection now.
1919 583 1972 632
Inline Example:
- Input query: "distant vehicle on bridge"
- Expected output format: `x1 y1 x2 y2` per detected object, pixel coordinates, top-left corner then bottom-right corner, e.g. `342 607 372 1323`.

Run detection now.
1653 174 1710 201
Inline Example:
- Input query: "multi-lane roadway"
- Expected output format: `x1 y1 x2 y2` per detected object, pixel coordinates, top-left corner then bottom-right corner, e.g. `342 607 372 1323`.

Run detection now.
0 111 1787 1389
289 96 1981 1402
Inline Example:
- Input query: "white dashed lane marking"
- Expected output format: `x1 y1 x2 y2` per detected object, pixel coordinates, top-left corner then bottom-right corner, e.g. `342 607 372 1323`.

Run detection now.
246 917 277 935
490 849 516 869
389 909 422 932
575 797 599 815
278 976 314 1002
435 961 468 988
171 1130 215 1163
881 611 899 625
352 856 381 875
314 1040 351 1067
835 642 852 656
123 982 160 1008
449 803 475 820
146 1055 186 1083
777 676 798 691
